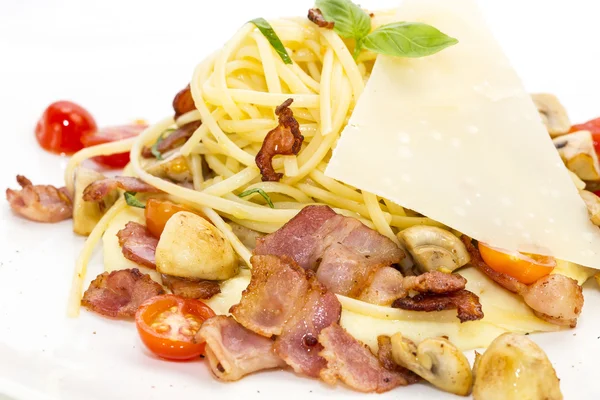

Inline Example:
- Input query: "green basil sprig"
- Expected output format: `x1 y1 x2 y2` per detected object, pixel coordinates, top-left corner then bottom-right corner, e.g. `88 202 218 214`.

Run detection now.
314 0 458 59
238 188 275 208
124 192 145 209
363 22 458 58
250 18 292 64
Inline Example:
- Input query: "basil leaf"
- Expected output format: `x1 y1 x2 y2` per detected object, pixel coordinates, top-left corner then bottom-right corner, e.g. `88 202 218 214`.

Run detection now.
315 0 371 41
250 18 292 65
238 188 274 208
124 192 145 209
363 22 458 58
150 128 175 160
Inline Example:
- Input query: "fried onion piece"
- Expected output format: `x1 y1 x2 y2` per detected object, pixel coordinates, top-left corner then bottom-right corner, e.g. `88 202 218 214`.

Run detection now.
392 290 484 323
255 98 304 182
308 8 334 29
6 175 72 222
173 84 196 119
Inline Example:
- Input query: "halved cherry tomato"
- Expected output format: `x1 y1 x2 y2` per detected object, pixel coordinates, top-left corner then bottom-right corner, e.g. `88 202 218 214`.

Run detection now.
144 199 195 238
478 243 556 284
35 101 97 154
81 124 147 168
135 294 215 361
570 117 600 155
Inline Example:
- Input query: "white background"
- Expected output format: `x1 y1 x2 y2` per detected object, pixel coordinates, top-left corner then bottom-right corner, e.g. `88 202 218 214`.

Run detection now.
0 0 599 399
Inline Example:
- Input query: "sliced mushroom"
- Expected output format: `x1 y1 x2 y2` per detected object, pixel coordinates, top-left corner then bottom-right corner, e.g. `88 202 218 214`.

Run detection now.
390 333 472 396
397 226 470 273
532 93 570 137
568 170 586 190
553 130 600 181
72 167 117 235
144 149 192 183
579 190 600 225
472 333 562 400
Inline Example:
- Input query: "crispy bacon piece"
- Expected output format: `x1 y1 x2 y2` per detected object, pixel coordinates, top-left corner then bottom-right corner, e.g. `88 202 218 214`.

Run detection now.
254 205 405 298
318 324 413 393
392 290 484 323
358 267 406 306
116 222 158 269
462 236 583 327
6 175 72 222
81 268 164 318
161 274 221 300
255 98 304 182
197 316 286 381
376 336 420 383
274 269 342 377
82 176 160 202
307 8 334 29
402 271 467 294
230 255 310 337
173 84 196 119
141 120 201 158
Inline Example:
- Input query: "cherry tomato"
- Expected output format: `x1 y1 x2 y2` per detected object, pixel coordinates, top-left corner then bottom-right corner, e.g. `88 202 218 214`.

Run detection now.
478 243 556 284
144 199 195 238
81 124 147 168
135 294 215 361
570 117 600 155
35 101 97 154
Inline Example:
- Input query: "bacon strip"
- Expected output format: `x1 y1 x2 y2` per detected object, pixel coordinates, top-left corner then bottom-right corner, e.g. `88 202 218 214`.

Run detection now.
230 255 310 337
173 84 196 118
274 269 342 377
392 290 484 323
81 268 164 318
255 98 304 182
161 274 221 300
254 205 405 298
117 222 158 269
318 324 414 393
82 176 160 202
402 271 467 294
197 316 286 381
307 8 334 29
6 175 72 222
462 236 583 327
141 120 201 158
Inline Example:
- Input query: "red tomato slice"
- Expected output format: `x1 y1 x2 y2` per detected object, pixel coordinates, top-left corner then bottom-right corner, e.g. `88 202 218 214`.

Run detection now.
570 117 600 155
35 101 97 154
81 124 147 168
135 294 215 361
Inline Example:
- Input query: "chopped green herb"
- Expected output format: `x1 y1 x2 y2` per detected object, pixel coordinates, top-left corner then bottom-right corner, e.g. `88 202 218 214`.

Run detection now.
151 128 176 160
363 22 458 58
250 18 292 64
124 192 145 208
238 188 275 208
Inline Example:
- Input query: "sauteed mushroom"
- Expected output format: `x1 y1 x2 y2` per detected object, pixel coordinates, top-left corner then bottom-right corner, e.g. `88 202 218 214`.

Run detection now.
397 226 470 273
553 130 600 181
390 333 472 396
472 333 562 400
579 190 600 225
532 93 570 137
72 167 117 235
145 150 192 183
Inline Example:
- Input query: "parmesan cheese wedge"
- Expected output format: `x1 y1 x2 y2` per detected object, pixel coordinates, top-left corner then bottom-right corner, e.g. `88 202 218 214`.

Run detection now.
325 0 600 269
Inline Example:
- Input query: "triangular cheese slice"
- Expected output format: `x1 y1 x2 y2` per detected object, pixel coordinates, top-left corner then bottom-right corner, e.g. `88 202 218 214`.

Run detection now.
325 0 600 268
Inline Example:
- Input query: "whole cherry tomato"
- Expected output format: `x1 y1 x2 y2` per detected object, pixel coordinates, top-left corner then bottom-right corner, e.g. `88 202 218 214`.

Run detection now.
81 124 147 168
135 294 215 360
35 101 97 154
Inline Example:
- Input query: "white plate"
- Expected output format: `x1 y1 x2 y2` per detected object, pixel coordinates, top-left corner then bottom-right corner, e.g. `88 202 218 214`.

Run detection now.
1 0 600 399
